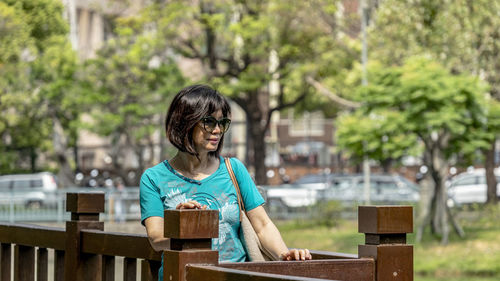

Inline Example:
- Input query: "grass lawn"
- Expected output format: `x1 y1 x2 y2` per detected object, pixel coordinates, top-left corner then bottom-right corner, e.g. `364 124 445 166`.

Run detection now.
275 205 500 281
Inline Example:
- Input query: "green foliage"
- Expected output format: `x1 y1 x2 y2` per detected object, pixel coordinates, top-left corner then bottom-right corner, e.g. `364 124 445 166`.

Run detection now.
0 0 77 173
336 109 419 164
136 0 359 114
79 31 185 170
129 0 359 183
336 57 489 163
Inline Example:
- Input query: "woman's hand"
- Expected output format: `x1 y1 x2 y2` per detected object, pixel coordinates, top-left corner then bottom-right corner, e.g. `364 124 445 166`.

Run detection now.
280 249 312 261
176 200 207 210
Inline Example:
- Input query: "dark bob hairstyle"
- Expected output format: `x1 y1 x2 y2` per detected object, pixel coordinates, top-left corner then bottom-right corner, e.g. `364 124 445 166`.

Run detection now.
165 84 231 158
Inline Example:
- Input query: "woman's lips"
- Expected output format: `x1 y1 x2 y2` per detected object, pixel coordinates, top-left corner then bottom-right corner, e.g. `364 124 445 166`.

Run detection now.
208 138 219 144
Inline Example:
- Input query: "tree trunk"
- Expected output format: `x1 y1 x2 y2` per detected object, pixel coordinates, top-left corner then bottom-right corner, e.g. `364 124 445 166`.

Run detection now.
52 116 75 188
484 140 499 204
243 91 269 185
381 158 392 173
109 132 133 186
416 154 435 242
252 129 267 185
30 147 37 173
428 144 451 244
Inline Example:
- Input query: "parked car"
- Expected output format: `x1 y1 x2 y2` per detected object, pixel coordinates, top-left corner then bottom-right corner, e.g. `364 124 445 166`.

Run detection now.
263 173 335 210
447 169 500 205
326 174 420 203
263 173 419 210
0 172 58 208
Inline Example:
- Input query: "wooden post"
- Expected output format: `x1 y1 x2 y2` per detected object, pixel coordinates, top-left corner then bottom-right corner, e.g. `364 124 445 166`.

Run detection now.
358 206 414 281
64 192 105 281
163 209 219 281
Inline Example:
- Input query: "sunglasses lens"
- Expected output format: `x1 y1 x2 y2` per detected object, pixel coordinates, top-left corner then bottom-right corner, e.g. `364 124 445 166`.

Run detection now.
203 117 217 131
219 119 231 132
202 117 231 132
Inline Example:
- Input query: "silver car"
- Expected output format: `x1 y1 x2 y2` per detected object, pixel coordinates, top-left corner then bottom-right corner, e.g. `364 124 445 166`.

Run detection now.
263 173 419 210
325 174 420 203
447 169 500 205
0 172 58 208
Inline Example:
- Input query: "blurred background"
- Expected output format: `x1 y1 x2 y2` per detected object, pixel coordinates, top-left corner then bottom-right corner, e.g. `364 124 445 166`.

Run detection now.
1 1 499 280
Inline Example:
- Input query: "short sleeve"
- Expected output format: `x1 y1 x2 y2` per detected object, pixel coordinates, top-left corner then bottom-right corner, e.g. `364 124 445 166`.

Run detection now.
230 158 265 211
139 170 164 225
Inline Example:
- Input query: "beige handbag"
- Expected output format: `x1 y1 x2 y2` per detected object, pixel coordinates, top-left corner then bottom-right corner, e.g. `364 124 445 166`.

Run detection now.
224 158 277 261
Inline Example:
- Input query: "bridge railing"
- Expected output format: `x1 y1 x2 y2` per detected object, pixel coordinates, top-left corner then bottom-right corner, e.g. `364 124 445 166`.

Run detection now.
0 192 413 281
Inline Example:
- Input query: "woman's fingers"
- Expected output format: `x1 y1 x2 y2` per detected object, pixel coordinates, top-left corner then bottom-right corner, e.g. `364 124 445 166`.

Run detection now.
298 249 305 260
294 249 300 260
175 200 207 209
305 249 312 260
280 249 312 261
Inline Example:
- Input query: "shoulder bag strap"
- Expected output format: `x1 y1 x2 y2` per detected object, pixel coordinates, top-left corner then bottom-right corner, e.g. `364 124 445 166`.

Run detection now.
224 157 246 219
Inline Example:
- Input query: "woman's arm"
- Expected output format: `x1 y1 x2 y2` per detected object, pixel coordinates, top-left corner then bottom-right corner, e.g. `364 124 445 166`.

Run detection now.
144 216 170 252
247 206 311 261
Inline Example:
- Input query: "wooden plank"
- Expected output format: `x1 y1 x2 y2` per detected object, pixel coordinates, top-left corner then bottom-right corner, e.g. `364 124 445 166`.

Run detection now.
54 250 64 281
140 260 160 281
219 259 374 281
123 257 137 281
14 245 35 281
102 255 115 281
1 243 12 281
36 248 48 281
66 192 105 213
0 224 65 250
164 209 219 239
81 230 161 261
358 206 413 234
308 250 357 260
82 253 102 281
186 265 332 281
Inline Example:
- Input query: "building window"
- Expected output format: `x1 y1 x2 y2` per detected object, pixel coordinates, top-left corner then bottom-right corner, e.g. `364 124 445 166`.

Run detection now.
288 111 325 137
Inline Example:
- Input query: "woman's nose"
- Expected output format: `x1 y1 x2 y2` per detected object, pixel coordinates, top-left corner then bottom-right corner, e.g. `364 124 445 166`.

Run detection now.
212 123 222 133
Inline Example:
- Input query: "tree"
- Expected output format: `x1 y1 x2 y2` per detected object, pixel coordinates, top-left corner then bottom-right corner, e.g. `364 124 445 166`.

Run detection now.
136 0 356 184
371 0 500 204
339 57 488 244
336 109 420 172
80 30 185 186
0 0 79 186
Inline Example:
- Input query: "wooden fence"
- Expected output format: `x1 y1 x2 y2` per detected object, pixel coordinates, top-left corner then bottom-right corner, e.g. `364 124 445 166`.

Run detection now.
0 192 413 281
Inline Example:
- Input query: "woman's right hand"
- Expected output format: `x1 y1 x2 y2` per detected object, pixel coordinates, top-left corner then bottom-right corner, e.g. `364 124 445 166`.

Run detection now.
280 248 312 261
176 200 207 210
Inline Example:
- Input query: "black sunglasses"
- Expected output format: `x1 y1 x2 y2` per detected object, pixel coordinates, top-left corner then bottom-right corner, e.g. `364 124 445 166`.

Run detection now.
201 116 231 133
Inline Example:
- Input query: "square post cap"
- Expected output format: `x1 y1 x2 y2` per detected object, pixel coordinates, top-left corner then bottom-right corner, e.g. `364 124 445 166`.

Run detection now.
66 192 105 214
358 206 413 234
164 209 219 239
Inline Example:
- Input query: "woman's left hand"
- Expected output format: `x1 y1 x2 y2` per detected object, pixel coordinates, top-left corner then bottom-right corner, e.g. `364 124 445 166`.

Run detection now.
279 249 312 261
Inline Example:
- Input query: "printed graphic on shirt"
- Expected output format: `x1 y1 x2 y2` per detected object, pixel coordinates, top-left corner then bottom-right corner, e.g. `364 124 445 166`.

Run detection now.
159 184 245 261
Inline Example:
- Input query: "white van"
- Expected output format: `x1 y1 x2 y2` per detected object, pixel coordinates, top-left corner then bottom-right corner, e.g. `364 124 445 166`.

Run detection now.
0 172 58 208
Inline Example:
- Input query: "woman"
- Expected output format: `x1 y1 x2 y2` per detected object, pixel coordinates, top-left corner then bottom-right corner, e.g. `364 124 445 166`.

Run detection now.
140 85 311 279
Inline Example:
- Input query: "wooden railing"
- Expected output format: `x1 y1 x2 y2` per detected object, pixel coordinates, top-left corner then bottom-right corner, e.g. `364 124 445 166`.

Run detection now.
0 192 413 281
0 192 161 281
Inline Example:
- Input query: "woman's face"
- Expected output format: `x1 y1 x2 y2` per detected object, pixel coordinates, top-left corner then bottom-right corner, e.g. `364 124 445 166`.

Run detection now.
192 110 226 155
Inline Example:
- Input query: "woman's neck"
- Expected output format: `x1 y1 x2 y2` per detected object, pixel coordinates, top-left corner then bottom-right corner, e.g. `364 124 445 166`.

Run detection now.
170 151 217 178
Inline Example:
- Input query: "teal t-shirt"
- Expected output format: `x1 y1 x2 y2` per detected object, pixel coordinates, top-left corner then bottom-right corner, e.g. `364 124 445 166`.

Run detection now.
140 156 265 279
